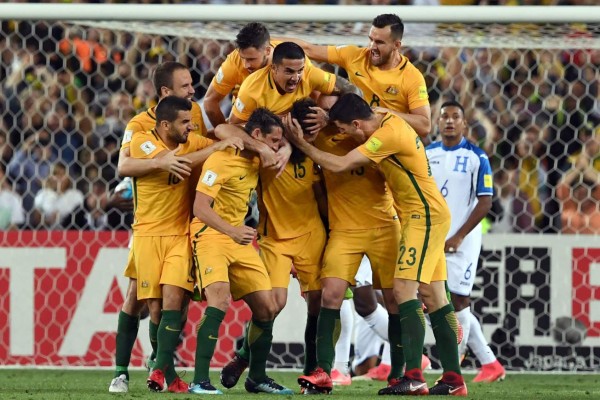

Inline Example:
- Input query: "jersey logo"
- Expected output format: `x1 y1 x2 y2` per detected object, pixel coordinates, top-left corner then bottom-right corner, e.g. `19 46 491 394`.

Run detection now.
355 71 364 77
453 156 468 173
235 97 245 112
122 130 133 144
140 140 157 155
202 170 218 186
366 137 382 152
418 85 428 100
484 174 492 188
239 175 246 180
216 67 224 84
385 85 398 95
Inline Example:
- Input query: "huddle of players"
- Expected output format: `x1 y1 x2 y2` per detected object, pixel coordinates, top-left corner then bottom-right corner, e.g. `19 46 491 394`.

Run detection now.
108 13 493 396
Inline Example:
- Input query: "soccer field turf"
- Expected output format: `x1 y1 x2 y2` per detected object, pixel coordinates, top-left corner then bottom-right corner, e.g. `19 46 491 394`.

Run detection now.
2 370 599 399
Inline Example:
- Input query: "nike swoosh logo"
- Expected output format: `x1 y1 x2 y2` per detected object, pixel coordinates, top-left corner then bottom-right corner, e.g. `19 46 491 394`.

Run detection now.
239 175 246 180
398 267 411 271
331 138 344 143
165 326 181 332
449 386 463 394
208 335 218 340
409 382 426 392
355 71 364 77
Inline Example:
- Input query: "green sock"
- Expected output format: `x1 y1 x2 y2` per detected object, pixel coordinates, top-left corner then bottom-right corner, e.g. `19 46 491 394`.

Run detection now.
387 313 405 380
398 300 425 372
193 307 225 383
247 319 274 383
114 311 139 379
316 307 341 375
303 314 318 374
149 320 159 361
154 310 182 384
444 281 452 304
430 304 461 375
237 321 250 361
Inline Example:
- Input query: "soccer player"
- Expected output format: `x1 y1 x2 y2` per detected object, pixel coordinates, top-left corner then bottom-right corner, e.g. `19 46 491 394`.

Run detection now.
282 13 431 137
131 96 242 393
426 100 505 383
292 96 401 394
286 93 467 396
109 61 208 393
228 41 357 125
188 108 293 395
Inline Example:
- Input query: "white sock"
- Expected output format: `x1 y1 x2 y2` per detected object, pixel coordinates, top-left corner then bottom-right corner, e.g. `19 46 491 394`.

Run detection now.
467 311 497 365
455 307 472 357
380 341 391 365
334 299 353 374
363 304 389 341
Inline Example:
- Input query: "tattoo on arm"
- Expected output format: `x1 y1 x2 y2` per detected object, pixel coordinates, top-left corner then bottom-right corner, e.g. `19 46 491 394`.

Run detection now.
332 76 361 96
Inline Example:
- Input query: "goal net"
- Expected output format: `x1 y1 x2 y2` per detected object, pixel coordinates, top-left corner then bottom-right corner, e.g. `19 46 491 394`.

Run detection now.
1 5 599 373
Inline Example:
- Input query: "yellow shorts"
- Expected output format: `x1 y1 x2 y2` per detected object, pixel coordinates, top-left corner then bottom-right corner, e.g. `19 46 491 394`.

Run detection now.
321 223 401 289
192 235 272 301
258 226 326 292
123 248 136 279
133 235 194 300
395 219 450 284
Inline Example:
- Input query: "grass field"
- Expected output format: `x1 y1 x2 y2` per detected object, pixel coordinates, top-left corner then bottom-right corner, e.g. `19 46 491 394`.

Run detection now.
2 369 600 399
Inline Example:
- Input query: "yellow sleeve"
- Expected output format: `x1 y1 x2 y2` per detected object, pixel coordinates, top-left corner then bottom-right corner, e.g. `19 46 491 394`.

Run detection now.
405 66 430 110
188 134 215 152
306 64 336 95
210 52 243 96
231 83 257 122
196 153 231 199
357 124 401 165
121 119 146 150
326 45 360 70
130 132 164 160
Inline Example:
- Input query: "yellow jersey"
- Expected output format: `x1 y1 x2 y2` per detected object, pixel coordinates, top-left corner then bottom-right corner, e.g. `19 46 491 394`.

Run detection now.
257 158 322 240
314 127 397 230
357 114 449 226
232 63 336 121
190 148 260 238
326 46 428 112
130 129 214 236
121 102 208 151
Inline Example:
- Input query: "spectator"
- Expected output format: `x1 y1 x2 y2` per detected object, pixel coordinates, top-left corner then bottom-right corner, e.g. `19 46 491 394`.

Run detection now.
0 167 25 230
490 169 536 233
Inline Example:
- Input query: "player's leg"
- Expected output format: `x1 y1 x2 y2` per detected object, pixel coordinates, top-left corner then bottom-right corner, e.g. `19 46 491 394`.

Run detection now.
354 256 389 342
331 295 353 386
469 312 505 382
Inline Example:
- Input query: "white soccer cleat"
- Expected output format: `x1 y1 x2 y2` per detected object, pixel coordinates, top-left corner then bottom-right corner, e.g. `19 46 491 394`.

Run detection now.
109 374 129 393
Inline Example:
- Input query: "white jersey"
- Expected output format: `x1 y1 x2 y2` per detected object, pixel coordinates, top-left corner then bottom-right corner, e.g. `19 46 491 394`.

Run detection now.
426 137 493 295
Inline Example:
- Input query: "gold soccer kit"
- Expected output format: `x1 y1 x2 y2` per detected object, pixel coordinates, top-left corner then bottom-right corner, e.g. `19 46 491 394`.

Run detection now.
190 149 272 300
231 63 336 121
357 114 451 284
326 46 429 111
130 130 214 299
257 159 326 292
315 128 400 289
120 103 208 279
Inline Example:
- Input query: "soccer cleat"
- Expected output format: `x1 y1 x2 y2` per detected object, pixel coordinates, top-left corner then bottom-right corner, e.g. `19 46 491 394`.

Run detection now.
300 386 329 395
330 369 352 386
167 376 189 393
147 369 166 392
473 360 506 383
422 354 432 370
366 363 391 381
220 354 249 389
377 376 429 395
188 380 223 395
429 380 468 396
145 356 156 373
244 376 294 394
298 367 333 394
108 374 129 393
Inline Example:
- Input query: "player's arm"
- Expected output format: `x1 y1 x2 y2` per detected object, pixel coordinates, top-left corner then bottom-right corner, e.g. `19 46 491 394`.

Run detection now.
275 37 329 62
203 85 228 128
118 144 192 180
331 75 361 96
373 104 432 138
194 192 256 245
445 194 492 253
214 123 277 168
284 115 369 173
186 137 244 169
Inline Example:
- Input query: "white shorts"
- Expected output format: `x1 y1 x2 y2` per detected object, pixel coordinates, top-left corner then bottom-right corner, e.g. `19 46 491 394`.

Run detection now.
354 255 373 287
445 249 479 296
351 310 383 369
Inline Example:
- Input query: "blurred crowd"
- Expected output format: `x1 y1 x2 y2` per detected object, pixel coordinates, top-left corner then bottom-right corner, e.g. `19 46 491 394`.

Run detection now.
0 4 598 233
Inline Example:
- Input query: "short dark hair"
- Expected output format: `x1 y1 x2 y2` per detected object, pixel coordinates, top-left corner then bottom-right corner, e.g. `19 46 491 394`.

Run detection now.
272 42 305 65
329 93 373 125
152 61 188 93
245 108 284 136
155 96 192 124
291 98 317 135
440 100 465 117
372 14 404 41
235 22 270 50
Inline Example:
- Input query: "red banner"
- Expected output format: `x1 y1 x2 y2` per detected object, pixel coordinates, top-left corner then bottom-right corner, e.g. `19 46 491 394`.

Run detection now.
0 231 251 367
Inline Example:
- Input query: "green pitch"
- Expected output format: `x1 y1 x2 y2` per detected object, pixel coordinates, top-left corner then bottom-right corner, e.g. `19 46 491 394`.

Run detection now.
2 369 599 399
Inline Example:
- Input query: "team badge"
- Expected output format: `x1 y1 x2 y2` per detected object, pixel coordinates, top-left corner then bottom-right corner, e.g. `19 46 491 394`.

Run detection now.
385 86 398 95
140 140 157 155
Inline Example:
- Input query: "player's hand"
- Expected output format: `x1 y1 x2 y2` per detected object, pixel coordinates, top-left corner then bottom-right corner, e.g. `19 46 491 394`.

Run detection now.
258 146 278 168
283 114 306 147
372 106 391 115
229 225 257 246
445 235 463 254
157 145 192 180
304 106 329 135
274 141 292 178
217 137 244 151
107 193 134 212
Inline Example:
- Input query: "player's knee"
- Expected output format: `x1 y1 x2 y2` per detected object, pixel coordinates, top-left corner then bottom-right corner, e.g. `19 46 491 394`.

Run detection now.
253 300 277 321
451 293 470 311
353 287 378 317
